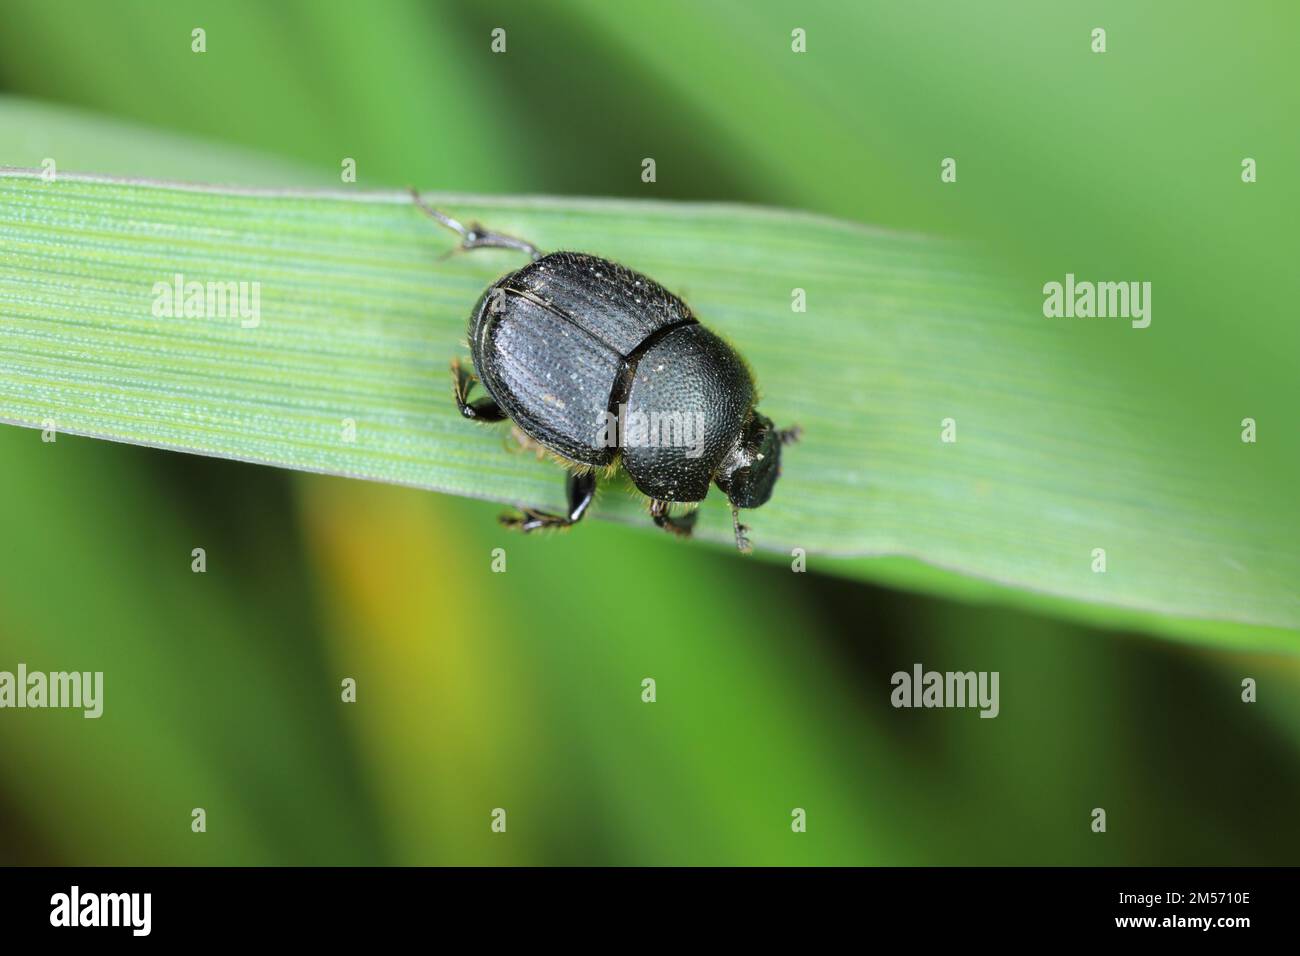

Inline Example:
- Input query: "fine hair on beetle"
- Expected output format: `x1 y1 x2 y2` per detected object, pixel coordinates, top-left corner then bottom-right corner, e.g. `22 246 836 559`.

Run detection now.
411 188 800 553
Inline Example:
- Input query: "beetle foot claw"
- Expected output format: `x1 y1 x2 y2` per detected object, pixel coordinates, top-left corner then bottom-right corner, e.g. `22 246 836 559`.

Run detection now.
649 500 697 538
657 517 696 539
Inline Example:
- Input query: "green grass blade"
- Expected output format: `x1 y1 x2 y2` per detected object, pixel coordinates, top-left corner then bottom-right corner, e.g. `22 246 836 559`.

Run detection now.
0 168 1295 637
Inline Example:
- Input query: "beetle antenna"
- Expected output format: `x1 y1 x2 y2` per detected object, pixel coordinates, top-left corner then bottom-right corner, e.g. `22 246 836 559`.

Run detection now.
731 504 753 555
408 187 542 261
778 424 803 446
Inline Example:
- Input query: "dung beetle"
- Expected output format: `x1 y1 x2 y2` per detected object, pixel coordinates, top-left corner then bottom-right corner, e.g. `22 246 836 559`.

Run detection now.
410 190 799 552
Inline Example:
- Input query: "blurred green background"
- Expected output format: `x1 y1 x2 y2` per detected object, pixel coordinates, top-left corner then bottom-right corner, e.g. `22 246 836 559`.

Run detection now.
0 0 1297 864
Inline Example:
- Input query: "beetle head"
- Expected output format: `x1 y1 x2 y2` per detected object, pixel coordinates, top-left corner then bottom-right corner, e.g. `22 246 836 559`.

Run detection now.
714 412 783 510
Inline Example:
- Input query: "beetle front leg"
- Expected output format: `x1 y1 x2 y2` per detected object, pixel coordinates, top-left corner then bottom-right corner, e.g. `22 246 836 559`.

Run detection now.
410 188 542 261
729 504 752 554
452 357 507 422
500 471 597 532
649 499 698 539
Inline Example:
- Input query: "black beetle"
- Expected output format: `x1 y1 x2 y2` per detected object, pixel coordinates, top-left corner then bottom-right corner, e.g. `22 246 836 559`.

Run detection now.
411 191 798 552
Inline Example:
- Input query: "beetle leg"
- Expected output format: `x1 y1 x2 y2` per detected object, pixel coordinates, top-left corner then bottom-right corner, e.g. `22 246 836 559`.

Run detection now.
729 504 753 555
452 358 507 422
409 187 542 261
649 499 698 539
460 223 543 261
506 425 550 460
500 471 597 532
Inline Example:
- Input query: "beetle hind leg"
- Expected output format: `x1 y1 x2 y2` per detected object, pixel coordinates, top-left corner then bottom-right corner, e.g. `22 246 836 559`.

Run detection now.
452 358 506 422
649 499 698 539
500 471 596 533
410 188 542 261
